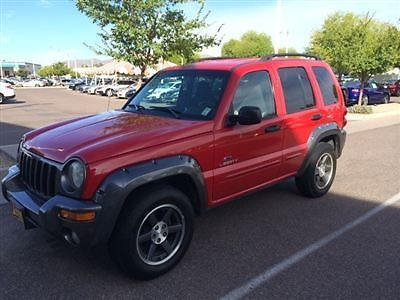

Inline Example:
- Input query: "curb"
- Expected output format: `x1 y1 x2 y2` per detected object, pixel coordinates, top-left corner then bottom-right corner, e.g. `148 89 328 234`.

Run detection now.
347 110 400 121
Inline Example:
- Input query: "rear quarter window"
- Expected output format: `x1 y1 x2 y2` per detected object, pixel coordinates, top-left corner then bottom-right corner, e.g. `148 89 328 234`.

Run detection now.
312 66 338 106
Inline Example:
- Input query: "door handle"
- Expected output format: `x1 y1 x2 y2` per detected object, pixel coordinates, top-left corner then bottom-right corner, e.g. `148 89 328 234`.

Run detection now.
265 124 281 133
311 114 322 121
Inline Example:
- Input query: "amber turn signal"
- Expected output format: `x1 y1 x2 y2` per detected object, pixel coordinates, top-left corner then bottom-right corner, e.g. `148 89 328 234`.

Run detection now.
59 209 96 222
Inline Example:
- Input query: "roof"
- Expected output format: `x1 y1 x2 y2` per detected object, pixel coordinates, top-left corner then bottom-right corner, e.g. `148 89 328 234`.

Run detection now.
165 54 324 72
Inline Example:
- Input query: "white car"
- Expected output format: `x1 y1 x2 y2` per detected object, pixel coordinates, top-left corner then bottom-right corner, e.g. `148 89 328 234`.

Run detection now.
117 84 137 98
0 81 16 103
22 79 45 87
148 81 181 98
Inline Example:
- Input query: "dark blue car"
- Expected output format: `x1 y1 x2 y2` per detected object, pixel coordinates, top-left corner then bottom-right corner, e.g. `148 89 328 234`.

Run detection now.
342 81 390 106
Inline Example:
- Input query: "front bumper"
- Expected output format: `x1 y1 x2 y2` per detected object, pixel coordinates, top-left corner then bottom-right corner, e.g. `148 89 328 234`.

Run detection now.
1 165 104 247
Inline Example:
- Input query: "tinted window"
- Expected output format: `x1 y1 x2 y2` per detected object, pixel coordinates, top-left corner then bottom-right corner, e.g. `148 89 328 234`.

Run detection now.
278 67 315 113
312 66 338 105
231 71 276 118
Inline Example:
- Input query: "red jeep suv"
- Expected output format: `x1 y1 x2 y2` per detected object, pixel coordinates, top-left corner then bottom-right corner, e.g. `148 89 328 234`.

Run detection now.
2 54 346 279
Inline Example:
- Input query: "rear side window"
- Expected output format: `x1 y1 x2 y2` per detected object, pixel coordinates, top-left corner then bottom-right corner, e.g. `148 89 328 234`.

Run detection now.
231 71 276 118
278 67 315 114
312 66 338 105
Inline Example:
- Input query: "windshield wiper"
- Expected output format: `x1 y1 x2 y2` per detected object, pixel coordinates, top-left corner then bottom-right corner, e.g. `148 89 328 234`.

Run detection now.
126 104 146 111
149 106 181 119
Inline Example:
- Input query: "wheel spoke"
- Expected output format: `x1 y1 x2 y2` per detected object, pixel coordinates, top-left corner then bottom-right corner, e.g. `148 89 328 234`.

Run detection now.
138 231 152 243
146 243 157 260
148 214 158 226
315 167 320 175
162 208 173 222
161 240 172 254
168 224 182 234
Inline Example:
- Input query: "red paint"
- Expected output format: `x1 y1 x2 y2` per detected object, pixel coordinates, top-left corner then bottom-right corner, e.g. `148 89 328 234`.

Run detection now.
23 58 346 204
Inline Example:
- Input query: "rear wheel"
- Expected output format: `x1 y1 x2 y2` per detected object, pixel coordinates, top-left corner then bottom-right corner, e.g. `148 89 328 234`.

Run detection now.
109 185 194 280
0 93 4 104
383 94 389 104
295 142 337 198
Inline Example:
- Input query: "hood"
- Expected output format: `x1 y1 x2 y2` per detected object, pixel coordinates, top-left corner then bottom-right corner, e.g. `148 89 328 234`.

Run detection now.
24 110 213 163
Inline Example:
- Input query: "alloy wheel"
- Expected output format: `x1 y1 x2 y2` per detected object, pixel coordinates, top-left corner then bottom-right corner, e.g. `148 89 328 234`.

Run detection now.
314 153 334 189
136 204 185 266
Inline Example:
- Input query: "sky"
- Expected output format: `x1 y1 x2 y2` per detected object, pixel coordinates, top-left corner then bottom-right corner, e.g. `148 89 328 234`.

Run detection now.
0 0 399 66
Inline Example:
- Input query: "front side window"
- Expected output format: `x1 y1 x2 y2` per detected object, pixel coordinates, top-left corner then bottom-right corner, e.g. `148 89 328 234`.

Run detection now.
312 66 338 105
124 70 230 120
278 67 315 114
231 71 276 118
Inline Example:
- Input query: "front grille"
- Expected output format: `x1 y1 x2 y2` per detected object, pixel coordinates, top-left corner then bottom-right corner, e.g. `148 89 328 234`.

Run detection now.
19 150 60 199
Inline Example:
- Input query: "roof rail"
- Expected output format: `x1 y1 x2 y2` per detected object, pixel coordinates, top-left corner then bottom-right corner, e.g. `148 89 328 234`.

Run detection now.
260 53 321 61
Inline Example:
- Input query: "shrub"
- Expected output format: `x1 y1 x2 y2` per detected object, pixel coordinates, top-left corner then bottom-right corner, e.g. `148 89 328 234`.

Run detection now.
347 104 373 114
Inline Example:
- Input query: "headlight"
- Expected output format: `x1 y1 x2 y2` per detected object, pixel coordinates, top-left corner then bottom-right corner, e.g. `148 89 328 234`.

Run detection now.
61 159 86 194
68 161 85 188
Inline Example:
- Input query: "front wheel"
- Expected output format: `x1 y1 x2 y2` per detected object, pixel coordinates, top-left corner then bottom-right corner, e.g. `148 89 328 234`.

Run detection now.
295 142 337 198
106 89 113 97
109 185 194 280
0 93 4 104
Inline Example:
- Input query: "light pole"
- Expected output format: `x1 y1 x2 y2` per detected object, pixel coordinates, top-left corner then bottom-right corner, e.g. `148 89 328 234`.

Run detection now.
274 0 282 53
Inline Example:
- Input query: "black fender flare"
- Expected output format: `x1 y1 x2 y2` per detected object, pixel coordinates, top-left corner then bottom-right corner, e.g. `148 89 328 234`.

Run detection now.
297 122 346 176
91 155 207 244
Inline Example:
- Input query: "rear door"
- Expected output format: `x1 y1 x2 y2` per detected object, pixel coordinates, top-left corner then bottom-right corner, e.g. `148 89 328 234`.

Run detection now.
278 67 323 175
213 70 283 202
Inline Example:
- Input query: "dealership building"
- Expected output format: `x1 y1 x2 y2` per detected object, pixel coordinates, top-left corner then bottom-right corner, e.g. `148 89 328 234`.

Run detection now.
0 62 42 77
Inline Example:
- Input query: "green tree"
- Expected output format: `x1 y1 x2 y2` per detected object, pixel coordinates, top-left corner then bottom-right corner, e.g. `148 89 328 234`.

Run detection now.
167 52 201 65
221 31 274 57
309 12 400 104
277 47 297 54
16 69 29 77
37 66 53 77
37 62 73 77
76 0 220 80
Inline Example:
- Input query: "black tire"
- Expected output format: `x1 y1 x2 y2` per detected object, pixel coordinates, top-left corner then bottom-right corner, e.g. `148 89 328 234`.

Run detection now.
295 142 337 198
106 89 113 97
362 95 369 105
0 94 4 104
109 185 194 280
383 94 389 104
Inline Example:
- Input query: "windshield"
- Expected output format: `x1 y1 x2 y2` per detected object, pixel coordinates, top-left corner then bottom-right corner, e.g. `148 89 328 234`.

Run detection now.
124 69 230 120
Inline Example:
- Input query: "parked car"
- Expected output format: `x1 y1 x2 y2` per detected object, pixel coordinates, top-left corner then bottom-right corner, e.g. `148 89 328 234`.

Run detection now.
21 79 45 87
68 79 87 90
117 83 138 98
97 80 136 97
2 53 347 280
0 81 16 103
342 80 390 105
385 79 400 96
60 79 71 86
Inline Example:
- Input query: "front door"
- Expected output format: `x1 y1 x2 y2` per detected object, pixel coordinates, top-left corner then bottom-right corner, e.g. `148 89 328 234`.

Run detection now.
213 70 283 203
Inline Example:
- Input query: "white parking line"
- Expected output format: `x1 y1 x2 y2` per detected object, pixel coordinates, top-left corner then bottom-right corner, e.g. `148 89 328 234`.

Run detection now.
220 191 400 300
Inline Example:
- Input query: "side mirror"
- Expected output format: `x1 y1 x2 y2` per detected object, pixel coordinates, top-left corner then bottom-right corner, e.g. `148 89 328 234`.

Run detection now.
229 106 262 125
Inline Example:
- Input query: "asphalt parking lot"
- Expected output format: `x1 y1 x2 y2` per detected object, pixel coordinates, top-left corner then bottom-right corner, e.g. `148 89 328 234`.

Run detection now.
1 88 400 299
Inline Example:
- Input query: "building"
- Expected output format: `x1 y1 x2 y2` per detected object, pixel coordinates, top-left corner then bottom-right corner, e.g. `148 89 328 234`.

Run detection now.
0 62 42 77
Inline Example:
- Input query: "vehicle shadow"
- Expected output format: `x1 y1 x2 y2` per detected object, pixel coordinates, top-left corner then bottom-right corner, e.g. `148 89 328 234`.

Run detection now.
0 182 397 299
0 122 33 145
0 99 26 105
